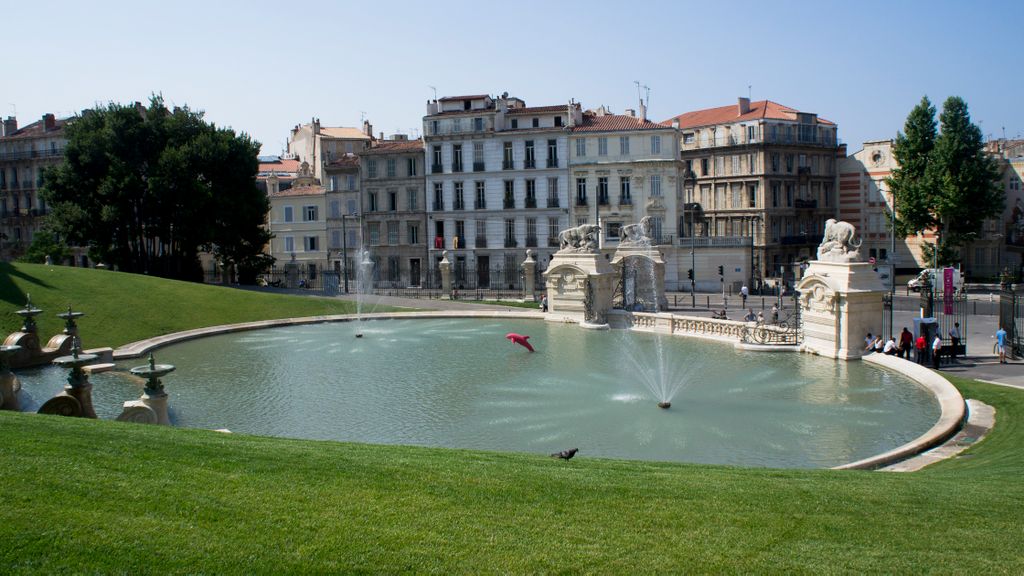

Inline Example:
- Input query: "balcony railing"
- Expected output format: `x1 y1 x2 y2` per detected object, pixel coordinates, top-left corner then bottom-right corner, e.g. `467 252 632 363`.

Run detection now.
473 161 485 172
797 166 812 176
525 197 536 208
546 197 559 208
547 157 558 168
576 197 588 206
794 198 817 209
525 235 538 247
504 237 517 248
432 201 443 211
619 197 632 206
452 162 463 173
598 196 610 206
502 160 514 170
678 235 752 248
475 236 487 248
475 200 486 209
453 200 465 210
0 148 64 161
524 159 535 169
431 164 443 174
503 199 515 209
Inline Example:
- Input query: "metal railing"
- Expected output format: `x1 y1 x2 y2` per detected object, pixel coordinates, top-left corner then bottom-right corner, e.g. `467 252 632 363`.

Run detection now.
431 164 443 174
502 160 514 170
547 158 559 168
524 159 536 169
475 200 486 209
473 161 485 172
525 197 537 208
475 236 487 248
503 199 515 209
546 197 559 208
525 235 537 247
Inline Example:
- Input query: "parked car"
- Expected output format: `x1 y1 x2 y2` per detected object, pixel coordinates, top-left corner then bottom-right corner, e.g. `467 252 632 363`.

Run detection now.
908 268 961 292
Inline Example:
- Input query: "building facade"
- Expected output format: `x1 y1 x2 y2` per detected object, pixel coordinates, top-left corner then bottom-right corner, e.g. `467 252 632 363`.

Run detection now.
423 94 570 289
664 98 840 287
0 114 73 261
359 137 427 287
267 162 327 275
287 118 373 182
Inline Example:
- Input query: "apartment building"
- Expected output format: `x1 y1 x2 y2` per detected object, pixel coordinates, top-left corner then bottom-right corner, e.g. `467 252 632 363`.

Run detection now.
0 114 74 261
423 93 570 289
287 118 373 182
359 136 427 287
664 98 840 286
267 161 327 274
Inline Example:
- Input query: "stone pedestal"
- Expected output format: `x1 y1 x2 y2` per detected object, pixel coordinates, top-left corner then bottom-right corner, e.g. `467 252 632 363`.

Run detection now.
521 250 537 299
611 246 668 312
117 391 168 425
439 251 453 297
544 252 615 328
797 261 886 359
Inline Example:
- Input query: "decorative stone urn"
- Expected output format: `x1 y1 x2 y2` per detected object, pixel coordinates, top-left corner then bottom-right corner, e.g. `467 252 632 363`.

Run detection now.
796 220 885 359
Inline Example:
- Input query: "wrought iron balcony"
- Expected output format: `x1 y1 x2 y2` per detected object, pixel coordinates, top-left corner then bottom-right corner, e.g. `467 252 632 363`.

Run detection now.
475 200 486 209
576 197 588 206
502 160 514 170
504 237 517 248
525 235 538 247
452 162 463 173
524 159 535 169
453 200 465 210
794 198 817 209
475 236 487 248
525 197 537 208
473 161 485 172
546 197 559 208
432 201 443 211
503 199 515 209
547 158 558 168
598 196 610 206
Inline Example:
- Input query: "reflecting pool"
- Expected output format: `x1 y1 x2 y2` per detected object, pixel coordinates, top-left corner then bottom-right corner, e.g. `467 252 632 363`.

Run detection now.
15 318 940 468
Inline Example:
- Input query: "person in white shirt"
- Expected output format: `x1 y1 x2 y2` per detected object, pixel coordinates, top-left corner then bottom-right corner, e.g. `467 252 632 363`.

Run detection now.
931 334 943 369
883 337 898 355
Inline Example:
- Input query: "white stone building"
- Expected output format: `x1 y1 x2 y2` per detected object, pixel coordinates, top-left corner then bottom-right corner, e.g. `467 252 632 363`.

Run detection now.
423 93 570 289
267 162 328 275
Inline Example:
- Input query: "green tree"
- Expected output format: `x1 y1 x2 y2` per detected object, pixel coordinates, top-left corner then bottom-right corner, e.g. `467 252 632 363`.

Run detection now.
887 96 1003 265
42 96 272 281
18 224 71 265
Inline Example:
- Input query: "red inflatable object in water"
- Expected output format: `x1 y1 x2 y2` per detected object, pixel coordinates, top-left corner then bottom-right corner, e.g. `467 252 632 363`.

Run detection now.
505 333 535 352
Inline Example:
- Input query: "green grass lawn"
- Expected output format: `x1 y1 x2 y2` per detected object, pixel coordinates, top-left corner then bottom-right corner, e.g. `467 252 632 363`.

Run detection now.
1 264 1022 573
0 374 1022 573
0 263 400 348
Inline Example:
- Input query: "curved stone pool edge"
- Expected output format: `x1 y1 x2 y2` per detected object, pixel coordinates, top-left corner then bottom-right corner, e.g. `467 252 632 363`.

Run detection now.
831 354 966 471
112 310 965 471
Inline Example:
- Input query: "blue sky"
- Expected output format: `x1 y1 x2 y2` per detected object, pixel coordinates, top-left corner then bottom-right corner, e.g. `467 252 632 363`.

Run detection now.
5 0 1021 155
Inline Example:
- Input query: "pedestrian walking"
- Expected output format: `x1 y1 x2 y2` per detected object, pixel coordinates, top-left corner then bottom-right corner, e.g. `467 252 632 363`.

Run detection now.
771 304 779 325
540 293 548 313
996 325 1008 364
741 284 749 308
948 322 961 361
932 333 943 369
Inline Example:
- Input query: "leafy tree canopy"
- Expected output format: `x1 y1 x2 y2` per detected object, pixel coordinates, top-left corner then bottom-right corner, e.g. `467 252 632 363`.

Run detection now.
42 95 272 281
887 96 1003 265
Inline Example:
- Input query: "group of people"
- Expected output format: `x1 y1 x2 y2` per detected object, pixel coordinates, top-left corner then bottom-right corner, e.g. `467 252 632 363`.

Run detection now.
865 322 965 370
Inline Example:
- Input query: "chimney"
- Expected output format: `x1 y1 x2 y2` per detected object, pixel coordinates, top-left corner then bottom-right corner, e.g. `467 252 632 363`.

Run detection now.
737 97 751 116
672 118 680 129
379 131 384 141
639 100 647 122
43 113 56 131
363 120 373 137
1 116 16 137
625 109 636 117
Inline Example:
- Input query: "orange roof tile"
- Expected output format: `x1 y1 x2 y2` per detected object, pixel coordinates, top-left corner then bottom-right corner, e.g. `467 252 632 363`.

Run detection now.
661 100 835 129
570 113 673 133
1 117 70 140
258 158 300 173
270 184 325 197
363 138 424 154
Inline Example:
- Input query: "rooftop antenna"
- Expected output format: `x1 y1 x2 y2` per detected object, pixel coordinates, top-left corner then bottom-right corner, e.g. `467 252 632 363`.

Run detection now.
643 84 651 109
360 111 366 124
634 80 642 104
428 85 438 101
748 84 752 100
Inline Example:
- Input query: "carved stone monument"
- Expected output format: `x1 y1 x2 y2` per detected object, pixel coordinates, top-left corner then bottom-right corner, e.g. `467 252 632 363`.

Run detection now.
439 250 453 297
610 216 668 312
796 219 885 359
545 224 614 328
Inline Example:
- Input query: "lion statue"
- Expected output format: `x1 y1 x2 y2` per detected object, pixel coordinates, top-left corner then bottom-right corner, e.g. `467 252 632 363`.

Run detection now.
619 216 653 247
557 224 600 253
816 218 862 262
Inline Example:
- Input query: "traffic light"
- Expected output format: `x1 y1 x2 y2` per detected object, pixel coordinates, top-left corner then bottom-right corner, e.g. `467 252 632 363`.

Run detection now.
687 269 694 280
717 265 724 276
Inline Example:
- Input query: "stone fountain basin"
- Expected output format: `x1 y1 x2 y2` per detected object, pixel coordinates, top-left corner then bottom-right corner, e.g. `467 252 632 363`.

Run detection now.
12 314 947 469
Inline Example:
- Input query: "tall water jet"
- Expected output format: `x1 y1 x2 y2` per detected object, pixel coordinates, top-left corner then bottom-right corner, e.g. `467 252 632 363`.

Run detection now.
611 217 677 408
354 249 375 338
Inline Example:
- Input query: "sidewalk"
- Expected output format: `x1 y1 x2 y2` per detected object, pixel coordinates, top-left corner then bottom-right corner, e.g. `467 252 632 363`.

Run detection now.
938 356 1024 390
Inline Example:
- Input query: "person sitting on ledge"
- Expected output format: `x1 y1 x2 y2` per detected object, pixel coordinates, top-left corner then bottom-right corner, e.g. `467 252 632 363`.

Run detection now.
743 309 757 322
883 337 898 355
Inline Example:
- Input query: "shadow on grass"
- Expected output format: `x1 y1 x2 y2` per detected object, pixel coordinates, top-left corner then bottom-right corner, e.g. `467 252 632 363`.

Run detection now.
0 262 54 308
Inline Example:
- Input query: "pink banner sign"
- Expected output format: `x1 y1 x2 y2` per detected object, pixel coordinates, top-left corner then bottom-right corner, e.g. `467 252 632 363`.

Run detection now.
943 268 954 315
